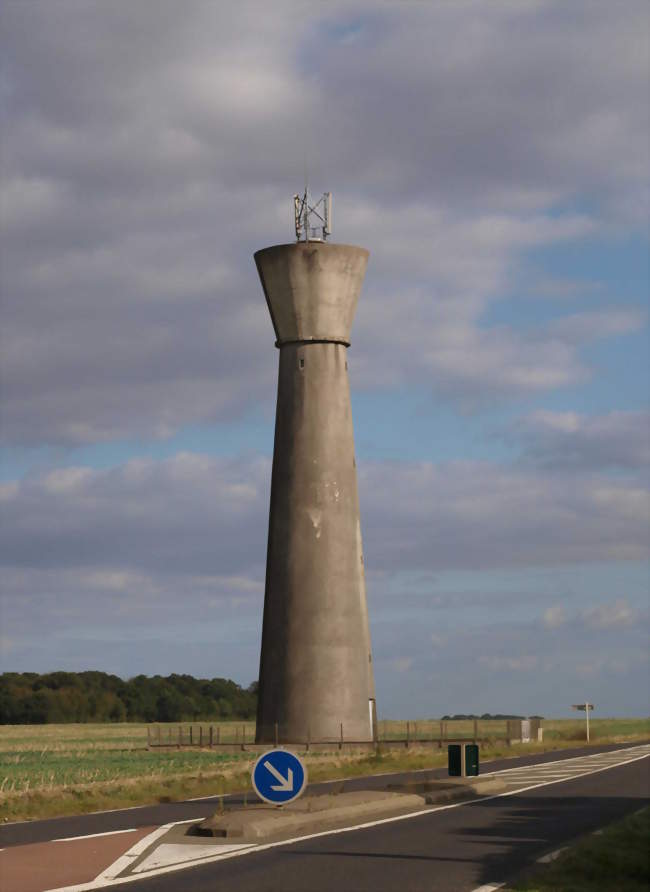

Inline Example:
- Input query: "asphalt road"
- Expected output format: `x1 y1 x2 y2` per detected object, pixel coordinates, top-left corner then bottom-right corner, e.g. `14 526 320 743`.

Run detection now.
94 749 650 892
0 740 644 849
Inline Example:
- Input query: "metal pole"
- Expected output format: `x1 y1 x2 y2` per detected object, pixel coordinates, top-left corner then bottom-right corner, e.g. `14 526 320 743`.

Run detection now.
586 702 590 743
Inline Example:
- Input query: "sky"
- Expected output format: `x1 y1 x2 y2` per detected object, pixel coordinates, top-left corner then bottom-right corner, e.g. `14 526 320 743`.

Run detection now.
1 1 648 719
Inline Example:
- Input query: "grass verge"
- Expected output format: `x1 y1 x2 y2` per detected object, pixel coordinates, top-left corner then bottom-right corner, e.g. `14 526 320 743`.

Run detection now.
508 806 650 891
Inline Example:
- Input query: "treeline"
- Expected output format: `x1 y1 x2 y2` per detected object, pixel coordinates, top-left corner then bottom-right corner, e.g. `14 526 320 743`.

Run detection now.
0 671 258 724
440 714 544 720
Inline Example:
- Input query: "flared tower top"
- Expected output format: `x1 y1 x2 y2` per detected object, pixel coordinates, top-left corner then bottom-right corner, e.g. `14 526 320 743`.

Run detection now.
254 241 369 347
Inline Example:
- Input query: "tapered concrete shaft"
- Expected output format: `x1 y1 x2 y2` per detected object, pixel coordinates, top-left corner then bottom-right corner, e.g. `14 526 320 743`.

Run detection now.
254 242 376 743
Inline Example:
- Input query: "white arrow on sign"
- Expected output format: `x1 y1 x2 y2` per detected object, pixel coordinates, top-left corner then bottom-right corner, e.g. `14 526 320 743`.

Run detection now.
263 760 294 792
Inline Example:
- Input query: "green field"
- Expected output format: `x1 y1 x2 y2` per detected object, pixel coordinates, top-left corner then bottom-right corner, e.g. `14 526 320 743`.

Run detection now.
0 718 647 821
0 722 253 795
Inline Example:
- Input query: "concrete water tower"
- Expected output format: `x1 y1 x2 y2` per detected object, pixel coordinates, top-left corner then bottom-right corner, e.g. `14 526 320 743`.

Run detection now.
254 191 376 743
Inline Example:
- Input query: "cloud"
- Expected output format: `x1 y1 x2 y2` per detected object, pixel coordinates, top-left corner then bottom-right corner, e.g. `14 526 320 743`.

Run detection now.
1 452 646 665
477 655 538 673
582 599 636 630
515 410 650 470
359 459 648 571
1 2 647 445
542 606 567 629
373 600 650 715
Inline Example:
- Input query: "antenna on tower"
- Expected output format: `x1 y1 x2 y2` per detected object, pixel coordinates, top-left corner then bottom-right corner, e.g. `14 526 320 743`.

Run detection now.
294 189 332 242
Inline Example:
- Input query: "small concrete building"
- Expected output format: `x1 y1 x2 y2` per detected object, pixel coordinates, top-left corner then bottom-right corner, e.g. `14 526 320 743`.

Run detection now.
254 237 376 744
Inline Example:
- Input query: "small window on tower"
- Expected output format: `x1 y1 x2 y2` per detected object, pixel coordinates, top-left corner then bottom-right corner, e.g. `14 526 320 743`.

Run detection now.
299 358 305 369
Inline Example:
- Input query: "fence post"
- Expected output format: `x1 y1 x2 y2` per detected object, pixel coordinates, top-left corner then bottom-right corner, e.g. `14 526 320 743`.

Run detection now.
168 726 172 745
339 722 344 750
242 724 246 750
178 725 182 748
147 726 151 746
157 725 161 745
209 726 213 747
189 726 193 746
406 721 410 748
217 725 221 745
199 726 203 747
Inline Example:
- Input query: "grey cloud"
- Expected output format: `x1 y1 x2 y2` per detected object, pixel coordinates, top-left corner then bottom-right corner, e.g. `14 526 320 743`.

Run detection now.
1 2 647 445
514 410 650 470
359 459 648 572
372 603 649 716
1 452 646 645
2 452 645 581
2 451 648 711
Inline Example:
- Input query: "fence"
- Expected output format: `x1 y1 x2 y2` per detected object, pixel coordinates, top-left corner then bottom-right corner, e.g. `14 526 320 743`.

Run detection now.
146 718 538 751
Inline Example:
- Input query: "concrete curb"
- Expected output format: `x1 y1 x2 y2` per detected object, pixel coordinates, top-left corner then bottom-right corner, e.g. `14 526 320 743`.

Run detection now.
197 791 425 841
387 776 507 804
196 779 507 842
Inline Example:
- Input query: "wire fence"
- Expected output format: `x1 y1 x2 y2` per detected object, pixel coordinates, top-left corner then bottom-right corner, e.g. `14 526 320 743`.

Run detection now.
147 718 542 750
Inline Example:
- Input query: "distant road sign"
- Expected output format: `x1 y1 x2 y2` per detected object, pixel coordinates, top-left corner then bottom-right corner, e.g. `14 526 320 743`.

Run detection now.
251 749 307 806
571 702 594 741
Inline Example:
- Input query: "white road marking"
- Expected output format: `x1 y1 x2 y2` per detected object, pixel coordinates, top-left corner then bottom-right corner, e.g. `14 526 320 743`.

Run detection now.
537 846 568 863
470 884 505 892
133 842 254 873
42 745 650 892
100 818 203 880
54 829 138 842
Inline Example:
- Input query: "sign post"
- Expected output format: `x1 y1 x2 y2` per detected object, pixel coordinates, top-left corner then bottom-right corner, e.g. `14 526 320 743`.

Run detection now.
251 749 307 806
571 702 594 742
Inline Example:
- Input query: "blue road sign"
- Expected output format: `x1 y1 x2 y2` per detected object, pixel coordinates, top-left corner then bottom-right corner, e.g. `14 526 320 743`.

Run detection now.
251 749 307 805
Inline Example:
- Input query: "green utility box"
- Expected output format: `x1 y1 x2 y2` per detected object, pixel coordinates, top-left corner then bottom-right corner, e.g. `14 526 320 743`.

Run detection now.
465 743 479 776
448 743 479 777
448 744 462 776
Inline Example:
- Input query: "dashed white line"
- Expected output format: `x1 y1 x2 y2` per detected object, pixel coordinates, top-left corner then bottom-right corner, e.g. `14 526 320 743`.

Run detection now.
54 829 138 843
470 883 505 891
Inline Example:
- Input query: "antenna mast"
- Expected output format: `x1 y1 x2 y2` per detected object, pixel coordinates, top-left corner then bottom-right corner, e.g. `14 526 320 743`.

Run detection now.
294 189 332 242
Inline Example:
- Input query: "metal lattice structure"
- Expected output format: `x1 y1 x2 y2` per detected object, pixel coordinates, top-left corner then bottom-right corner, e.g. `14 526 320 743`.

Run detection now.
294 189 332 242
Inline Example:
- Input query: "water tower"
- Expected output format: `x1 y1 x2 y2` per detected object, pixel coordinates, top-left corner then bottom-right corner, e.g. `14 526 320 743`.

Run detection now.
254 191 376 743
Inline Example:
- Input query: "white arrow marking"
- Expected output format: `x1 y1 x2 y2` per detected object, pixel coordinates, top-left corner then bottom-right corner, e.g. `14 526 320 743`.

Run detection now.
263 760 294 791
